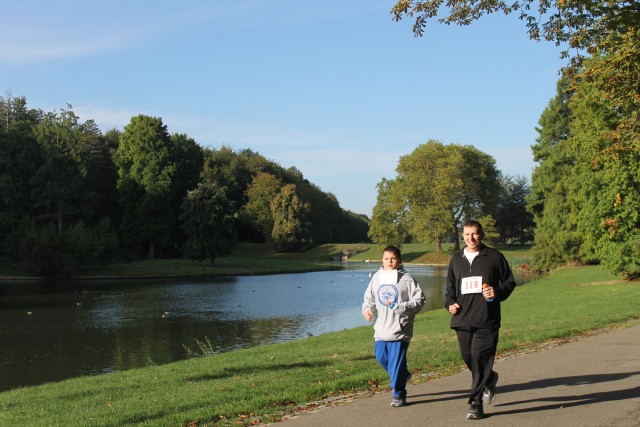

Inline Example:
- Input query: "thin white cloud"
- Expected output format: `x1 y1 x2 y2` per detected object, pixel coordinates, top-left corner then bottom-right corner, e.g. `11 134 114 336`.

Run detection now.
0 2 197 63
0 33 135 64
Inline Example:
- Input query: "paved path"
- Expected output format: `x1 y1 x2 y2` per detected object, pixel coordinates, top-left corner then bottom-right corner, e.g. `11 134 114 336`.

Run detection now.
269 323 640 426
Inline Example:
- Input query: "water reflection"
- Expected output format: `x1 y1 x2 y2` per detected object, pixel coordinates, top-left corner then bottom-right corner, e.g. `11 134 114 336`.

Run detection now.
0 265 528 391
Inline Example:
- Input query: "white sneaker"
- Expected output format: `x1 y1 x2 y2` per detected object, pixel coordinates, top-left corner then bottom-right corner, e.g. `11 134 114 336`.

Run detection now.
391 397 406 407
482 371 499 404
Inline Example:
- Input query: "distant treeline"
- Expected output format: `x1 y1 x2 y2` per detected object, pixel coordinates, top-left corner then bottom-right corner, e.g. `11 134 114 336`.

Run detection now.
0 95 369 276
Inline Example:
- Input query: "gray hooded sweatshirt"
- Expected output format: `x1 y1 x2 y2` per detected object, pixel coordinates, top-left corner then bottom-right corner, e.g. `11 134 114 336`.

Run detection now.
362 265 426 342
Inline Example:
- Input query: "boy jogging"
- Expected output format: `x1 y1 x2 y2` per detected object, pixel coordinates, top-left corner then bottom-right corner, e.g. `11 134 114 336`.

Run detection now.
362 245 426 407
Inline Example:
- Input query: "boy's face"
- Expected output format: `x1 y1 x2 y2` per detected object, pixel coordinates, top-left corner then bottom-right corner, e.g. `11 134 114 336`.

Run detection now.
382 251 401 270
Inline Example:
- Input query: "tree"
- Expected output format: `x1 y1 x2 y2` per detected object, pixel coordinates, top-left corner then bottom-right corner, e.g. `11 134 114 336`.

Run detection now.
82 129 121 229
392 1 640 277
270 184 312 252
529 54 640 277
30 107 99 234
478 214 499 244
180 182 237 264
391 1 640 188
0 95 41 255
0 92 42 132
496 175 534 244
168 132 204 253
527 76 579 271
116 115 176 259
201 146 285 242
368 178 406 248
384 140 501 251
239 172 282 242
391 1 640 66
565 57 640 277
201 146 370 245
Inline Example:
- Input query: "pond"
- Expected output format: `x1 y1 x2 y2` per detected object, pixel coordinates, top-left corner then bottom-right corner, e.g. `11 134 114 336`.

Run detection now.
0 264 531 392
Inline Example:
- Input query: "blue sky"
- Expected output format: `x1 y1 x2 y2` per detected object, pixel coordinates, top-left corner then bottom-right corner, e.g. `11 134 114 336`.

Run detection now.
1 1 564 217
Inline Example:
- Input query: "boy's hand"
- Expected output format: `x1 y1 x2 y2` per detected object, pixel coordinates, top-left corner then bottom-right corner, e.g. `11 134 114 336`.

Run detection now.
363 310 373 322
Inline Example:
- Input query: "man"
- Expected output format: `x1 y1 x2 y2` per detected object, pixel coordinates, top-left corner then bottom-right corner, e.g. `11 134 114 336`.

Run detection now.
445 220 516 419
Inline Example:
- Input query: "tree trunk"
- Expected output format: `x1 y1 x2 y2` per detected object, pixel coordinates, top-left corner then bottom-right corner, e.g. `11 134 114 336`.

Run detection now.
147 240 155 259
57 200 64 234
453 228 461 251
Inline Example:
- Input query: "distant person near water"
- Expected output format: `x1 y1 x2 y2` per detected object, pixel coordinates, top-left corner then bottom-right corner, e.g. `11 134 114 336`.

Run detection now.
445 220 517 419
362 245 426 407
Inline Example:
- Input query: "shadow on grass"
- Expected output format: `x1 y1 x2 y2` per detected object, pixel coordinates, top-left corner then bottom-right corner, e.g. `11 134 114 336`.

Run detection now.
186 360 337 383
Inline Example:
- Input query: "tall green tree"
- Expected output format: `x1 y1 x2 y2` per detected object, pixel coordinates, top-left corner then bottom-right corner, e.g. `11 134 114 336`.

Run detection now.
0 95 41 253
201 146 284 242
566 57 640 277
180 182 236 264
116 115 176 258
530 54 640 277
527 76 578 270
496 175 534 244
368 178 406 248
270 184 312 252
382 140 501 251
30 107 99 234
83 129 121 229
239 172 282 242
168 132 204 253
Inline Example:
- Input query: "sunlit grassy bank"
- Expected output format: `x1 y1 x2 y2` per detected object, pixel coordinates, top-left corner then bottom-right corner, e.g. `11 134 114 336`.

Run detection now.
0 242 534 279
1 265 638 426
81 242 532 278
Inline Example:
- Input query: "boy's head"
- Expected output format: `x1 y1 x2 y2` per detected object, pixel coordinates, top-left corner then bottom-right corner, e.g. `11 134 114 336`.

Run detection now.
382 245 402 270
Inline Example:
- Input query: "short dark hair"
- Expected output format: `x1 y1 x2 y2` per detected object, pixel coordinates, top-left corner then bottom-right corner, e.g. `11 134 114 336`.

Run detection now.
382 245 402 259
462 220 484 237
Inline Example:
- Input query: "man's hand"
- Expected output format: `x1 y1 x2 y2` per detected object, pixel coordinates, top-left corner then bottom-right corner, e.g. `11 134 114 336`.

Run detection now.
448 303 460 315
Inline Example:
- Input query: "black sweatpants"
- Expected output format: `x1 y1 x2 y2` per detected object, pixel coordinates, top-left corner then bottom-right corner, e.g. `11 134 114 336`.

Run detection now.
455 327 499 404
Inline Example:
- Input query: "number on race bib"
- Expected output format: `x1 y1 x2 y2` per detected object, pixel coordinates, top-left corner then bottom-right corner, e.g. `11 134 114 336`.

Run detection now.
461 276 483 295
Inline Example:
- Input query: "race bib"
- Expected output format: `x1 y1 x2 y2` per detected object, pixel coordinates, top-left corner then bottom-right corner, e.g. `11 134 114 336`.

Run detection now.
379 269 398 285
461 276 483 295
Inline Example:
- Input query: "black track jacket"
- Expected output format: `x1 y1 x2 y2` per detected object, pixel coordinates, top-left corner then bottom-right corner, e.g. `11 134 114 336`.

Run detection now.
445 244 516 330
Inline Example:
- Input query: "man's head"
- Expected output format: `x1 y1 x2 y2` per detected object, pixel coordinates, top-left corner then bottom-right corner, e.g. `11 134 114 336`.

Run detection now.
462 220 484 252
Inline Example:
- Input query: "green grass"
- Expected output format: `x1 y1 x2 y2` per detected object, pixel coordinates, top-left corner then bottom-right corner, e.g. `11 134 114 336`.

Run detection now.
1 265 638 426
73 244 345 278
0 242 533 279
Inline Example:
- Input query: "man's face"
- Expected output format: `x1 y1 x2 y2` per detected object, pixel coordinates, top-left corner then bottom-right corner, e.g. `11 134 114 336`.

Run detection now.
382 251 401 270
463 226 483 252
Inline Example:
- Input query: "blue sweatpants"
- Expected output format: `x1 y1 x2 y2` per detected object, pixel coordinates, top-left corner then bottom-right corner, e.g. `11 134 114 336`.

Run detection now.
374 340 410 398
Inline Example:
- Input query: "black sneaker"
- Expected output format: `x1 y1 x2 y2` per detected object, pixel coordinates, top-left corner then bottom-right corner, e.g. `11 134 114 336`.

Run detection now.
466 402 484 419
391 397 407 407
482 371 499 404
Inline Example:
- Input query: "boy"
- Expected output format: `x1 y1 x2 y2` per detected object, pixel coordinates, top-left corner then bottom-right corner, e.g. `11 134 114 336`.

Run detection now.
362 245 426 407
